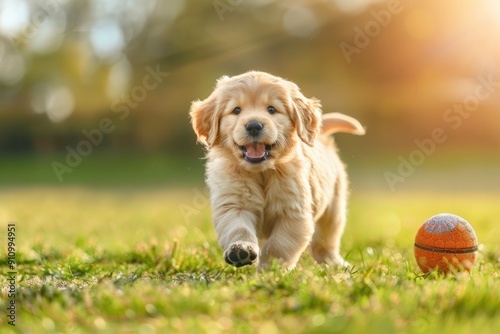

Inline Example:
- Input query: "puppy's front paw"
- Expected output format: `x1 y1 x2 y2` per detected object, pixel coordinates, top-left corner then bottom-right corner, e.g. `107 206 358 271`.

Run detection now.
224 242 258 267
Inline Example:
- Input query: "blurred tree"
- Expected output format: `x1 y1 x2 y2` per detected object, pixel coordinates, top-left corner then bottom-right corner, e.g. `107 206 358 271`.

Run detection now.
0 0 499 154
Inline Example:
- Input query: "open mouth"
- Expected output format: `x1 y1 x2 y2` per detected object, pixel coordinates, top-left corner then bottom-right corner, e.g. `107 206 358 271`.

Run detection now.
238 143 272 164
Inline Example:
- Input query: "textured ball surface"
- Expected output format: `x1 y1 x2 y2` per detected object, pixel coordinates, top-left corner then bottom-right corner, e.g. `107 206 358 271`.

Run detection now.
414 213 478 274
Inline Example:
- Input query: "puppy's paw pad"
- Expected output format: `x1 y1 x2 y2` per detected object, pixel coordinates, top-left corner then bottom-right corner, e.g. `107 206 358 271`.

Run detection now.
224 243 258 267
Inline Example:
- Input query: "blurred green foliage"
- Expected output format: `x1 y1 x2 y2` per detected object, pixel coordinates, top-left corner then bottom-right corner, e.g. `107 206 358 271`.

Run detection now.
1 0 499 157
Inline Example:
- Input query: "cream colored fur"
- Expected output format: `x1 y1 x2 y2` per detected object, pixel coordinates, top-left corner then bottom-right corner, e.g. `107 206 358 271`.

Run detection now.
190 71 365 270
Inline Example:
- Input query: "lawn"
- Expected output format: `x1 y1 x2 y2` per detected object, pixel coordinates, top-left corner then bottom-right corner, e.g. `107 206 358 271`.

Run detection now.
1 155 500 333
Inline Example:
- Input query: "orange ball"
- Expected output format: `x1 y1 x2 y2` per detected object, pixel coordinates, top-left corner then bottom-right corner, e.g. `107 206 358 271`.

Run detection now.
414 213 478 274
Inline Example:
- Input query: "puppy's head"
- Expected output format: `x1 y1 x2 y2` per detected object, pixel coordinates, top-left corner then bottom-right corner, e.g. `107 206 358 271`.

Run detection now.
190 71 322 171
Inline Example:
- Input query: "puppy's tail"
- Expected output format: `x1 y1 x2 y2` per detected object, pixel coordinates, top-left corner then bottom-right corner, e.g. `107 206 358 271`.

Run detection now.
321 113 366 136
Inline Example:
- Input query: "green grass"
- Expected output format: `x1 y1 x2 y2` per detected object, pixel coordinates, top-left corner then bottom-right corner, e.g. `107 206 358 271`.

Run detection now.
1 186 500 333
0 152 205 187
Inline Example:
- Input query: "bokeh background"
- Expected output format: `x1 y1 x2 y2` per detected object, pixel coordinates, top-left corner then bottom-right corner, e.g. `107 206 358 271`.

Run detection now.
1 0 499 191
2 2 500 331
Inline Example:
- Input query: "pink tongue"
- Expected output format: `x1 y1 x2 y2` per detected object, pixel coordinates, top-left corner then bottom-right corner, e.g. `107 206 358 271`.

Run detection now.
246 143 266 158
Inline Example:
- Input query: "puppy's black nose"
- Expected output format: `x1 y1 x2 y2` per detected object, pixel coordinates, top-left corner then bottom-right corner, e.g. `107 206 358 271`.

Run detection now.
245 121 263 137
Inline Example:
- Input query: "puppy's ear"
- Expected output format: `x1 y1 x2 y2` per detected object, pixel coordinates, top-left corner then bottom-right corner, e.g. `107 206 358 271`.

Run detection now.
190 95 219 148
290 89 322 146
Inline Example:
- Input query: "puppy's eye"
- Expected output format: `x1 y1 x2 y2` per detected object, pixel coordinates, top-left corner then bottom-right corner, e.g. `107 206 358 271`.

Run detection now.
267 106 276 114
232 107 241 115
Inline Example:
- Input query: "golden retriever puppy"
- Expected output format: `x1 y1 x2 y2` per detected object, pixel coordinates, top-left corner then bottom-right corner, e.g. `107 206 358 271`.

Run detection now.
190 71 365 270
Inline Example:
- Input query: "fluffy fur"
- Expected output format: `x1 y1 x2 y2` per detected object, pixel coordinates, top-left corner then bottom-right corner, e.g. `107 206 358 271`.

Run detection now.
190 71 365 270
